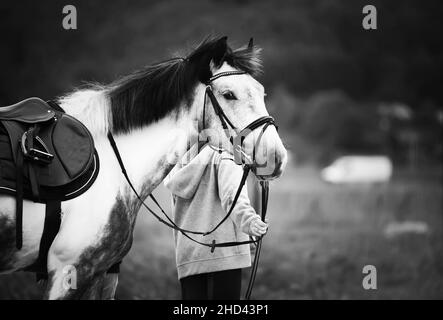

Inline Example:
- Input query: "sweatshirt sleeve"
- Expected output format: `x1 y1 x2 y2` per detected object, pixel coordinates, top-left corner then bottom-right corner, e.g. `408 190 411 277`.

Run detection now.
216 156 260 235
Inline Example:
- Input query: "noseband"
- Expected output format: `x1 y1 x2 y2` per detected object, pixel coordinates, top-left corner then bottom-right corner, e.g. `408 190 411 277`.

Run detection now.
107 70 278 300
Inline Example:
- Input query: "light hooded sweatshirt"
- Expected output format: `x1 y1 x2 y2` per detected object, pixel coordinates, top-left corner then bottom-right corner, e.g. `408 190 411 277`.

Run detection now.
164 144 260 280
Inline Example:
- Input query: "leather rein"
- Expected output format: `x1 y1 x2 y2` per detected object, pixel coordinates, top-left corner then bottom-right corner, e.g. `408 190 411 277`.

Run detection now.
107 70 277 299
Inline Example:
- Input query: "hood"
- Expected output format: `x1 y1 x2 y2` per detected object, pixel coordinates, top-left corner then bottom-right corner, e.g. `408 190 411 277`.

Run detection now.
164 144 214 199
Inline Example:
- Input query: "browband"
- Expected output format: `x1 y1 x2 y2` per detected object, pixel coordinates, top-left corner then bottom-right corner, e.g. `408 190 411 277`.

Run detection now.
208 70 246 84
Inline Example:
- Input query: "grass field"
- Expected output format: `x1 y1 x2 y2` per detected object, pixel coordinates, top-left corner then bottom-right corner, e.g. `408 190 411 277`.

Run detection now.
0 164 442 299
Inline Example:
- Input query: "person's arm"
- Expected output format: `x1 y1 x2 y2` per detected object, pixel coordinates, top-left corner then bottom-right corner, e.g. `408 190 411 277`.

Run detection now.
217 157 268 236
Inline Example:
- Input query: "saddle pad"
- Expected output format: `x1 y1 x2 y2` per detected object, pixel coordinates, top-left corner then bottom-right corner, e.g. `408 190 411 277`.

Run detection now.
0 101 99 202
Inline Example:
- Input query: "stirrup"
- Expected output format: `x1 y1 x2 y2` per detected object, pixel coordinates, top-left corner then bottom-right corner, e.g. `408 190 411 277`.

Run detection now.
21 130 54 164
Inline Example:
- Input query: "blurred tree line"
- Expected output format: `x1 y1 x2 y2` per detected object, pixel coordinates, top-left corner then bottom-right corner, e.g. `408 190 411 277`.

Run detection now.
0 0 441 166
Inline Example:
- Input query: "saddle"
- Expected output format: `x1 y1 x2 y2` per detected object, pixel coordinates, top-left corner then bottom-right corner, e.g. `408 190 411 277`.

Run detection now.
0 97 100 278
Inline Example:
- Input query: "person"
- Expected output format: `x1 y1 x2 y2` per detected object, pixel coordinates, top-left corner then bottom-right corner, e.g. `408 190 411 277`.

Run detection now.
164 143 268 300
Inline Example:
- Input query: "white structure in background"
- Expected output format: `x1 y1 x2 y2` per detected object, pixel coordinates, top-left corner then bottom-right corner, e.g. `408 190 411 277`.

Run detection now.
383 221 429 238
321 155 393 184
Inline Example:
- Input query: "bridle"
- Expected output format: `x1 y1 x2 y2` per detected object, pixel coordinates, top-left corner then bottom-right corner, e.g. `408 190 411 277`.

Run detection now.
203 71 276 164
107 70 277 299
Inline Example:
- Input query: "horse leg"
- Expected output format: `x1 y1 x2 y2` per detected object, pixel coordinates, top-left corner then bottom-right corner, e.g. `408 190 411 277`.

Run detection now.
0 195 45 273
48 271 110 300
43 239 101 299
82 273 112 299
75 273 119 300
44 232 119 299
44 195 133 299
101 273 119 299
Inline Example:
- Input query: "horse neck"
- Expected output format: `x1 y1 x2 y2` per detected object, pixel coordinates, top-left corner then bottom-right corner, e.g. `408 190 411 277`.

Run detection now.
111 111 197 199
59 86 203 200
110 84 206 200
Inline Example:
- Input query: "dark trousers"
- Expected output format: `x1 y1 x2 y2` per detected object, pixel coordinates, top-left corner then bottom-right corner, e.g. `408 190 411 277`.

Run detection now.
180 269 242 300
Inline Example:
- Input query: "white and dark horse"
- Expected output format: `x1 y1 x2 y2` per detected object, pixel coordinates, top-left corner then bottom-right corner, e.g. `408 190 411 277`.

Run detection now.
0 36 287 299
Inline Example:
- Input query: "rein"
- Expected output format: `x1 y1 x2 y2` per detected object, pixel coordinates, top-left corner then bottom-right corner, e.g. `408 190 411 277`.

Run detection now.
107 70 277 300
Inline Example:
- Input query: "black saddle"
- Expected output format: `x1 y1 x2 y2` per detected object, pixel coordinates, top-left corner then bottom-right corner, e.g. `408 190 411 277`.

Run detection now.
0 98 57 122
0 98 99 202
0 97 100 278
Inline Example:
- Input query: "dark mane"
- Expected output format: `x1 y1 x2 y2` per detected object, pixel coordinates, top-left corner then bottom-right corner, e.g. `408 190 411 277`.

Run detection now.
105 36 262 134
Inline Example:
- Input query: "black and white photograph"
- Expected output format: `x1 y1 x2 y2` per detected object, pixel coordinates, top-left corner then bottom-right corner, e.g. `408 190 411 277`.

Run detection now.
0 0 442 308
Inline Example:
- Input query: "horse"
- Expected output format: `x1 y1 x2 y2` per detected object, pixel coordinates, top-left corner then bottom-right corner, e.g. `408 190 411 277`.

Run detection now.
0 36 287 299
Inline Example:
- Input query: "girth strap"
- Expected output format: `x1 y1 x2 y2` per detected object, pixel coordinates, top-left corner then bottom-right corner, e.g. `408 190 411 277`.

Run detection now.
22 200 61 281
15 126 44 249
35 200 61 281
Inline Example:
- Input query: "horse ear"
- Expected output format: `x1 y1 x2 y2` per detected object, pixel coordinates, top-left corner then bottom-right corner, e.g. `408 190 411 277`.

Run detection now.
189 36 229 83
211 36 228 67
248 37 254 50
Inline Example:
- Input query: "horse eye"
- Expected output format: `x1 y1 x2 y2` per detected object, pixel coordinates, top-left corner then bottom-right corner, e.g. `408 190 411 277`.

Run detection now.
223 91 237 100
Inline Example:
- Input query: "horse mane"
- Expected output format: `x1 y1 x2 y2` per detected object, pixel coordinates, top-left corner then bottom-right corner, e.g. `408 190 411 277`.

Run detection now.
63 36 262 135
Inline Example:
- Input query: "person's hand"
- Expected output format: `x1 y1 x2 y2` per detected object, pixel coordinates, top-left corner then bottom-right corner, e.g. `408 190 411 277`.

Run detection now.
249 217 268 237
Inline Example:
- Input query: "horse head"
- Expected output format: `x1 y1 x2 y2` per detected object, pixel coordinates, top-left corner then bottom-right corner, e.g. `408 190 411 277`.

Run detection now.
187 36 287 180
